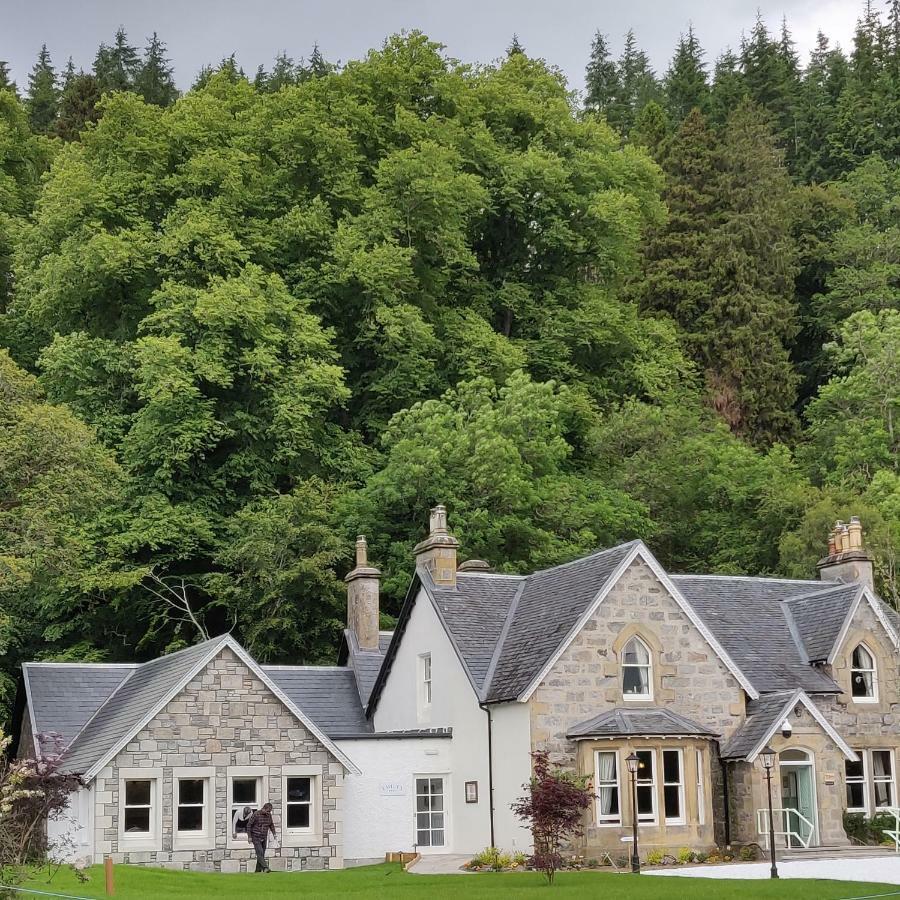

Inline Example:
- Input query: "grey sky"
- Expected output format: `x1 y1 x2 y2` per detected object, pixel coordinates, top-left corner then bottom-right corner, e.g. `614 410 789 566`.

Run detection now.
4 0 861 95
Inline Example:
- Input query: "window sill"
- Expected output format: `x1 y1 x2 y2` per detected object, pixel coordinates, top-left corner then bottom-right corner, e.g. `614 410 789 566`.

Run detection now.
852 697 879 704
282 830 324 848
119 835 160 852
174 832 215 851
622 695 653 703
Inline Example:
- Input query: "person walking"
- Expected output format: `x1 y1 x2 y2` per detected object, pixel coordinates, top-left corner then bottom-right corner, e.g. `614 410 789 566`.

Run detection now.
247 803 277 873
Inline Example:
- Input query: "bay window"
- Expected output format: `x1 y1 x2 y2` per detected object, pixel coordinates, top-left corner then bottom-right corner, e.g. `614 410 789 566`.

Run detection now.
662 749 684 825
635 749 657 823
845 754 867 813
595 751 620 825
873 750 895 809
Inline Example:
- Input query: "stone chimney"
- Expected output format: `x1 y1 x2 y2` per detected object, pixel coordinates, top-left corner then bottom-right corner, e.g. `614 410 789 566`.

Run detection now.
817 515 874 591
345 535 381 650
413 505 460 588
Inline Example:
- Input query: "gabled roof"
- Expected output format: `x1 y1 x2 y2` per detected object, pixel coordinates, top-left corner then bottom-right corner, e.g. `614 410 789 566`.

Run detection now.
785 583 863 662
22 662 137 755
720 689 858 762
567 708 719 740
338 629 393 707
57 635 359 779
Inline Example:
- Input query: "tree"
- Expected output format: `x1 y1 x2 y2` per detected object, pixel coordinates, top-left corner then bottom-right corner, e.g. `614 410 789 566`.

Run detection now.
507 34 525 57
664 25 707 121
584 31 619 115
135 32 178 106
511 751 594 884
264 51 298 92
0 61 16 95
708 48 745 126
607 29 660 134
26 44 58 133
306 44 332 79
55 72 101 140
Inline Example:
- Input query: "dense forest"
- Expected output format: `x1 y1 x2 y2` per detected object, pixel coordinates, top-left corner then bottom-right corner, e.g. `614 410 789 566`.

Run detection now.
1 8 898 722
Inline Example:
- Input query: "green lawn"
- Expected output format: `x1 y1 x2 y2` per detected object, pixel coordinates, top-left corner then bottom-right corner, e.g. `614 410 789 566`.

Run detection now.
19 862 900 900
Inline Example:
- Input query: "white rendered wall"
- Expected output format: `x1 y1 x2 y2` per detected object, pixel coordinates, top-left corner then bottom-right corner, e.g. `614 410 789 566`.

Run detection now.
336 736 452 863
490 701 534 853
49 785 94 863
373 587 491 854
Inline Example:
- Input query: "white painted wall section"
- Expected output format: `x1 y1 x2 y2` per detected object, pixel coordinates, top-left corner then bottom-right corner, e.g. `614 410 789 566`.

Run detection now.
49 785 94 864
489 701 534 852
336 736 452 863
373 586 491 854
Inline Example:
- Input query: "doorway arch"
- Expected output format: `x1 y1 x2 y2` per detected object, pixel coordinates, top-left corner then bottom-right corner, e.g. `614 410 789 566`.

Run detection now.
779 748 818 847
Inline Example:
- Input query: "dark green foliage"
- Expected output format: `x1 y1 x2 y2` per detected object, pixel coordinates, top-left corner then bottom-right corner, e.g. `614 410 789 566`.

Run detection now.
94 27 141 94
55 72 101 140
584 31 619 115
135 33 178 106
26 44 58 133
664 26 707 121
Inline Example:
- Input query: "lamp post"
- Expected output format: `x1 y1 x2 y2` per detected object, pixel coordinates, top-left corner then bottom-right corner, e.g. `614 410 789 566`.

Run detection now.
760 746 779 879
625 752 641 874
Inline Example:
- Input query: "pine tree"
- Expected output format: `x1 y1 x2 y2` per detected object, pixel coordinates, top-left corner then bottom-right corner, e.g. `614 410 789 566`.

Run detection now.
584 31 619 115
708 48 746 126
629 99 669 158
507 34 525 57
307 44 331 79
135 32 178 106
703 100 800 444
266 51 297 92
26 44 58 133
0 61 17 95
94 26 140 93
664 25 708 121
607 29 660 134
61 57 76 90
55 72 101 140
253 65 268 91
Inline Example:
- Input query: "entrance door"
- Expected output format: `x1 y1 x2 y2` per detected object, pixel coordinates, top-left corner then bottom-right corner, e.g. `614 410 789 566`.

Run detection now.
415 777 446 850
779 750 817 847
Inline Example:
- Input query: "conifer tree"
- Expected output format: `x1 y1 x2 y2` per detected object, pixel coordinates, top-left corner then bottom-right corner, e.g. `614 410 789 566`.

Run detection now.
307 44 331 78
607 29 660 134
135 32 178 106
0 61 15 95
629 99 669 158
94 27 140 93
266 51 297 91
584 31 619 115
55 72 101 140
507 34 525 57
61 57 76 90
708 48 746 126
664 25 708 122
253 65 268 91
703 100 800 444
26 44 58 133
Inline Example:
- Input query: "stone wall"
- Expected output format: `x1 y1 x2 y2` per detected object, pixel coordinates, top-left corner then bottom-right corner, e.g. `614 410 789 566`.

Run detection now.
528 557 746 856
93 646 344 871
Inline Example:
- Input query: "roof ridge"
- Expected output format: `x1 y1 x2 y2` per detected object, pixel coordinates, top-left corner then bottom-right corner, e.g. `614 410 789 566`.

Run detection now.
262 665 350 672
481 576 529 699
528 540 640 577
783 582 861 604
671 573 822 585
23 662 140 668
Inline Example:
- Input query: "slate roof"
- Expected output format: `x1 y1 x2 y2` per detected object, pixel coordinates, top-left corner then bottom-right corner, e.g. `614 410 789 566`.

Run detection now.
341 629 392 707
263 667 370 736
484 543 639 702
567 708 719 739
62 638 224 775
785 583 861 662
22 663 137 752
670 575 843 694
719 691 801 759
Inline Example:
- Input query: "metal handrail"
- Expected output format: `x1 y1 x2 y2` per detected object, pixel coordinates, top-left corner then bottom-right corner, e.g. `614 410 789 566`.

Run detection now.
756 806 815 849
879 806 900 852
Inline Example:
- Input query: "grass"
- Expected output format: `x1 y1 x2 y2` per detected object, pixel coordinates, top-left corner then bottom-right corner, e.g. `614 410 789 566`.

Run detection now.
17 862 900 900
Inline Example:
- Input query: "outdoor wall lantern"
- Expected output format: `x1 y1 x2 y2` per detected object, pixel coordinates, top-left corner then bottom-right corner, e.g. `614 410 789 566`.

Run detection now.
625 751 641 874
760 746 779 879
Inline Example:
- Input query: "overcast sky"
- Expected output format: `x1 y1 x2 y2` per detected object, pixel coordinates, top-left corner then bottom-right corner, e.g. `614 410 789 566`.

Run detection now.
4 0 862 95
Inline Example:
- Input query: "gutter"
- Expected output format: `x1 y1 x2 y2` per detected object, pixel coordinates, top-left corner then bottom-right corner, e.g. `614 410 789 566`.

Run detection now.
479 702 496 848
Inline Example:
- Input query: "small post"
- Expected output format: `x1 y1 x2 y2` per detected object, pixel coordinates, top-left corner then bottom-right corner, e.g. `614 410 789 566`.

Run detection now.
104 855 115 896
625 751 641 873
760 746 779 880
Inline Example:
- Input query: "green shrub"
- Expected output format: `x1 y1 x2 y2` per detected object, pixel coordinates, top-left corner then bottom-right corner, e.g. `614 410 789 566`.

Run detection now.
646 849 665 866
676 847 694 864
844 812 899 846
694 851 709 864
467 847 513 869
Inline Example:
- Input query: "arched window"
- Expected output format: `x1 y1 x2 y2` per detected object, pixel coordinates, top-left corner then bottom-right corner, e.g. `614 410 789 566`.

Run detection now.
622 637 652 700
851 644 877 701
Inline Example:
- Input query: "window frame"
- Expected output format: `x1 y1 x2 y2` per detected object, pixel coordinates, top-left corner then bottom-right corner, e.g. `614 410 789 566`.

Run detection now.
117 767 162 851
634 749 658 825
417 653 433 723
281 765 323 847
845 752 868 815
226 766 269 850
621 636 653 702
414 773 449 852
696 748 705 826
850 643 878 703
594 750 621 826
662 748 685 825
872 750 896 810
173 766 215 850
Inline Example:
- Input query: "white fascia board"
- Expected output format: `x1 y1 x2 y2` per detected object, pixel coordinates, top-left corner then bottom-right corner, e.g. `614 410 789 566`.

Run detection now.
864 587 900 650
519 542 758 702
20 664 40 758
746 691 858 763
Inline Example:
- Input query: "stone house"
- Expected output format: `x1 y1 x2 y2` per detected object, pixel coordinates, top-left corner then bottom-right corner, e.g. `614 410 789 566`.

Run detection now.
16 508 900 868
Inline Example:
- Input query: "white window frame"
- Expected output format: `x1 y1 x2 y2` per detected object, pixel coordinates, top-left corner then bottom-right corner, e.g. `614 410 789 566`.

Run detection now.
696 748 705 825
621 636 653 701
594 750 621 826
414 773 449 853
281 764 323 848
662 748 685 825
417 653 433 723
850 643 878 703
845 751 868 815
118 767 162 851
634 749 657 825
226 766 269 849
173 766 215 850
872 749 896 810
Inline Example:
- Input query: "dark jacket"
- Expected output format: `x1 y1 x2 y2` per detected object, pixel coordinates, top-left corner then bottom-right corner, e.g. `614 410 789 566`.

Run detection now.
248 809 276 841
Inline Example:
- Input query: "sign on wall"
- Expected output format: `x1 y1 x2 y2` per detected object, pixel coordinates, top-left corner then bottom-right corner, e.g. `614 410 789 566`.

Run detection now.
380 781 406 796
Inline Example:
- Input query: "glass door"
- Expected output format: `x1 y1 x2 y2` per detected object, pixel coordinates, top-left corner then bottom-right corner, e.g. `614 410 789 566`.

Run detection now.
415 777 445 849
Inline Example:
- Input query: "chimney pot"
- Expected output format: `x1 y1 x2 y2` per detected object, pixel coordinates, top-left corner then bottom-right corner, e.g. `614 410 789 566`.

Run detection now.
414 504 460 588
817 515 874 591
345 534 380 650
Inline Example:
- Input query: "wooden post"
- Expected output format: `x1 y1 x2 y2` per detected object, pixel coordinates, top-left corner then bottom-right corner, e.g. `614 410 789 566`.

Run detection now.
104 856 115 896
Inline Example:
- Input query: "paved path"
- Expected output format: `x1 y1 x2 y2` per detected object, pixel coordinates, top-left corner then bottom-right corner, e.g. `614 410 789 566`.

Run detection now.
648 855 900 886
408 853 474 874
